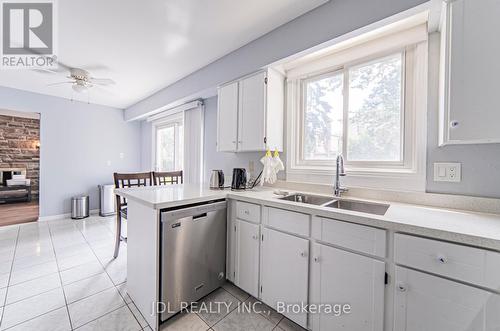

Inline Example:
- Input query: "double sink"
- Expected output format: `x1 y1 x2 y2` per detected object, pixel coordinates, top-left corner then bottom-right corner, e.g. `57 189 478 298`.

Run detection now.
279 193 390 216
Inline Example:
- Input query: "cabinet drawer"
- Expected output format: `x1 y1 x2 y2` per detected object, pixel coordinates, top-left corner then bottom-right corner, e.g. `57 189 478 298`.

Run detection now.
262 207 310 237
236 201 261 223
315 217 386 258
394 234 500 290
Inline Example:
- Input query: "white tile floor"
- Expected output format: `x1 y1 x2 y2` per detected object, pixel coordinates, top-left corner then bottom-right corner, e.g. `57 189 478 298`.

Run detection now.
0 216 305 331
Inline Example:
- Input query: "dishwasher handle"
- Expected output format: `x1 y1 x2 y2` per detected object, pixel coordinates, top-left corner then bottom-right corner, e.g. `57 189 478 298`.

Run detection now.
193 213 208 220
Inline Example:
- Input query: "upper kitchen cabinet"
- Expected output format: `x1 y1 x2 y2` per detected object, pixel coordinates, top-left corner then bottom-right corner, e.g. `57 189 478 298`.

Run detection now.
217 81 239 152
217 69 284 152
439 0 500 145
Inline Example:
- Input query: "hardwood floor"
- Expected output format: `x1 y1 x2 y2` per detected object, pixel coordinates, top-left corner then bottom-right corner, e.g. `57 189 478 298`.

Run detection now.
0 201 39 227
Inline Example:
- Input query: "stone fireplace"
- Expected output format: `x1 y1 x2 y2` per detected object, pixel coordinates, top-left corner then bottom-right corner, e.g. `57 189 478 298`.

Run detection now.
0 112 40 201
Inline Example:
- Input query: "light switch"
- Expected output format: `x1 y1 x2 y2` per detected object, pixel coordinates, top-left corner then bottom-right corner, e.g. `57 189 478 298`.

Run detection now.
438 166 446 177
433 162 461 182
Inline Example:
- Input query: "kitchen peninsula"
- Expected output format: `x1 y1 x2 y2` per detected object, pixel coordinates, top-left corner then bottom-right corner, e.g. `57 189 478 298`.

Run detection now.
116 183 500 331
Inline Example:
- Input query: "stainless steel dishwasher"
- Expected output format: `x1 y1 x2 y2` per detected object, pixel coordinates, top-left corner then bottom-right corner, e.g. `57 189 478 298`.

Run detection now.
160 199 227 322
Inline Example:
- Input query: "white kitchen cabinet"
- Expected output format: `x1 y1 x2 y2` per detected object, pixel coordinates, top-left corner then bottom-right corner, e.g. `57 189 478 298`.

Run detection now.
439 0 500 144
394 233 500 290
310 243 385 331
217 81 239 152
238 71 267 151
394 266 500 331
217 69 284 152
234 219 260 298
261 227 309 328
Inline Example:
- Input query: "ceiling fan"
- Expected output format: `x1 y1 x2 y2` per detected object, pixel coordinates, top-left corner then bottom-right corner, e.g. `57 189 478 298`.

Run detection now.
44 67 115 93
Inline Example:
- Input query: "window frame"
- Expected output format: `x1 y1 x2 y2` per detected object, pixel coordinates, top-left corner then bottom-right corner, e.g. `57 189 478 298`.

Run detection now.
285 36 427 191
152 113 184 172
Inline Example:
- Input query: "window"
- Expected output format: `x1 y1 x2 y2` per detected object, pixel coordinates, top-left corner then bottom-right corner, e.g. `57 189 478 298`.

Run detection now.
302 53 403 164
286 25 428 190
154 116 183 172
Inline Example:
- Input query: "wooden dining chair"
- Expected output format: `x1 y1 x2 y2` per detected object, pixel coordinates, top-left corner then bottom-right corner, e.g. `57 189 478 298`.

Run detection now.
113 172 152 258
152 171 183 185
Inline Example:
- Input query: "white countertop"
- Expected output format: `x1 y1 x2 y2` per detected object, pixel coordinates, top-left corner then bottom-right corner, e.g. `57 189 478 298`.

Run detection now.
116 184 228 209
116 184 500 251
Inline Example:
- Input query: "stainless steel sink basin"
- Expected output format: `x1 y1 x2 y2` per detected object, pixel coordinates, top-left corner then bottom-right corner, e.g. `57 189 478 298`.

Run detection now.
323 199 390 216
279 194 334 206
279 193 390 216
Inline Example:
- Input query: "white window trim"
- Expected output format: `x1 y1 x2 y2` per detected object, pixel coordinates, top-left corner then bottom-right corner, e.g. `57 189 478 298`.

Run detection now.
285 29 428 191
151 112 184 172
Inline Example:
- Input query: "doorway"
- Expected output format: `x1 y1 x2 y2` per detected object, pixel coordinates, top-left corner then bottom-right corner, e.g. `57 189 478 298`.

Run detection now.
0 110 40 226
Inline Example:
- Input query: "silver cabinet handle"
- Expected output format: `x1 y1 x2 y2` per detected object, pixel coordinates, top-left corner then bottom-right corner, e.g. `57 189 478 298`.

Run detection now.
313 256 320 263
397 282 408 292
436 255 448 264
244 210 250 215
300 251 307 258
450 120 459 128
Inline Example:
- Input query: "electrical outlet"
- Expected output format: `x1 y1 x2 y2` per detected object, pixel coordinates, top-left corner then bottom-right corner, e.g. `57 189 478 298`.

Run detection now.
433 162 461 182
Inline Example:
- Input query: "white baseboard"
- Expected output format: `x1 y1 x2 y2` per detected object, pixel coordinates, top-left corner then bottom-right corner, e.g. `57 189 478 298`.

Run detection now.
38 209 100 222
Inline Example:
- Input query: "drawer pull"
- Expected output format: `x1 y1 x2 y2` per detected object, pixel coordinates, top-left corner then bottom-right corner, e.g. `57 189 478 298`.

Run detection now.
300 251 308 258
397 282 408 292
314 256 320 263
244 210 250 215
436 255 448 264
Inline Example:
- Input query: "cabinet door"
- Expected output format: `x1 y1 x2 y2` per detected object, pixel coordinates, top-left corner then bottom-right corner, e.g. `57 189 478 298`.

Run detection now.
394 266 500 331
310 243 385 331
238 71 267 151
217 82 238 152
261 227 309 328
235 219 260 298
442 0 500 144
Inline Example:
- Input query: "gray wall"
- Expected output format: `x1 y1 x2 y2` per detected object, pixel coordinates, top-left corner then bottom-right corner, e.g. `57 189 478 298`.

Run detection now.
125 0 428 120
0 86 142 217
426 33 500 198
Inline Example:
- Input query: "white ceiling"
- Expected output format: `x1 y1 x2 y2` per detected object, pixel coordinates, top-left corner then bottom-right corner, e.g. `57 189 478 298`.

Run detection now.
0 0 327 109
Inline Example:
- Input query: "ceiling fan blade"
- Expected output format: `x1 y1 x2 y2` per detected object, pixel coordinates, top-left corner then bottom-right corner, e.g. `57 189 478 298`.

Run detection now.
32 68 65 75
90 77 115 85
51 57 73 72
47 81 73 87
91 84 116 95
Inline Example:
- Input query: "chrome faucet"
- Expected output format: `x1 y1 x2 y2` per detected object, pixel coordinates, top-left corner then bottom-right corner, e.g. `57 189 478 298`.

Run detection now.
334 154 348 197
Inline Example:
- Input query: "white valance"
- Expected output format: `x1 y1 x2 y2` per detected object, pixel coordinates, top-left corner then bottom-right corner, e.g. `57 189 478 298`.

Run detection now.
183 103 204 184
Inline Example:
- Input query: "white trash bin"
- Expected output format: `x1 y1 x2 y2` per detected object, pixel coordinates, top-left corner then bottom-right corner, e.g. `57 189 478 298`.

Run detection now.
99 184 116 216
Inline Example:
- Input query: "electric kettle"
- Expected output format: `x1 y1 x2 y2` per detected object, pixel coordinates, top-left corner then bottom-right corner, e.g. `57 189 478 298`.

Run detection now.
231 168 247 190
209 170 224 189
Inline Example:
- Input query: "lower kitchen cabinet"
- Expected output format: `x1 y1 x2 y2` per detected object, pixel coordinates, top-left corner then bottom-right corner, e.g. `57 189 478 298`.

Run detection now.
310 243 385 331
234 219 260 297
394 266 500 331
261 227 309 328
